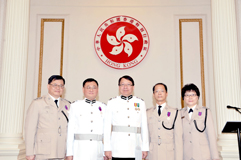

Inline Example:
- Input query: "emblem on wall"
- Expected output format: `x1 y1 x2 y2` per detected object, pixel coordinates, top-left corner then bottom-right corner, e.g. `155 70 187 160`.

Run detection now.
94 15 150 69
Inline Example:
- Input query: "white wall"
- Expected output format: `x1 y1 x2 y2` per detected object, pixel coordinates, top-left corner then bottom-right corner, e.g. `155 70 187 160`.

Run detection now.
25 0 215 123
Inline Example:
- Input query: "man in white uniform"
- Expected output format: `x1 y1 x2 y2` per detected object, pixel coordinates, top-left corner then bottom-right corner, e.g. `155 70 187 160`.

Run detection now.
66 78 106 160
104 75 149 160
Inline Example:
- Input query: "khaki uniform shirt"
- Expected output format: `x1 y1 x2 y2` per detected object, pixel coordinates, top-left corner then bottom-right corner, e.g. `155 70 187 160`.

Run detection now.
181 106 219 160
25 94 70 159
146 105 183 160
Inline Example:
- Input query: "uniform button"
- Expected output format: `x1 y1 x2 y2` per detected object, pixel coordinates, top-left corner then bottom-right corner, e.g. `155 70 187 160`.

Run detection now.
127 100 129 102
189 132 191 134
58 118 60 120
128 125 130 127
91 130 93 132
91 120 93 123
91 104 93 106
127 108 129 110
158 120 161 122
128 134 130 136
190 141 192 143
90 139 92 141
91 112 93 114
128 116 130 118
158 135 160 137
158 128 160 130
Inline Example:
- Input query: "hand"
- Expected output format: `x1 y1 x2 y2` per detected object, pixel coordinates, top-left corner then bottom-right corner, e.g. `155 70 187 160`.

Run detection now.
105 151 112 159
66 156 73 160
142 151 148 159
26 155 35 160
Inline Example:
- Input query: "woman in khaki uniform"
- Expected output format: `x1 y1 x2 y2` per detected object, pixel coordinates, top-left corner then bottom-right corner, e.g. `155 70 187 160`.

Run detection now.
181 83 219 160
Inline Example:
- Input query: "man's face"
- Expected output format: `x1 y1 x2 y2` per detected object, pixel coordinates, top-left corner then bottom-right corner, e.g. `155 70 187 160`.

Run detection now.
119 78 134 97
47 79 64 99
83 81 98 100
153 84 168 104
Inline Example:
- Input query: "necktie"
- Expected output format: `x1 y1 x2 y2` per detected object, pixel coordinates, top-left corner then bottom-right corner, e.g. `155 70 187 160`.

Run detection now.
54 99 58 108
189 108 193 113
158 105 162 116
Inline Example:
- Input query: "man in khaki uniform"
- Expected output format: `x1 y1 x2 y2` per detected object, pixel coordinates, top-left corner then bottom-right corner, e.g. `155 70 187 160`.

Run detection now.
25 75 71 160
146 83 183 160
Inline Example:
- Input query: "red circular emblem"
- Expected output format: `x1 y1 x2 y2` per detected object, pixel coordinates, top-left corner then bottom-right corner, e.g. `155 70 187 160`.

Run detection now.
94 15 150 69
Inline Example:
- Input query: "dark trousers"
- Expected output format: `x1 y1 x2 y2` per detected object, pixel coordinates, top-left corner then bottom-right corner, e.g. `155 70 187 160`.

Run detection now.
112 158 135 160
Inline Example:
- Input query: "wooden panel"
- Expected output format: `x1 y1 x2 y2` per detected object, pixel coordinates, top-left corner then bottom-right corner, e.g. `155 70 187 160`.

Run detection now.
38 19 65 97
179 19 206 108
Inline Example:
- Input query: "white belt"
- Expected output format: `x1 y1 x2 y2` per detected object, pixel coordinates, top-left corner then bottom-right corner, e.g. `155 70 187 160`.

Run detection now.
112 125 141 134
74 134 103 141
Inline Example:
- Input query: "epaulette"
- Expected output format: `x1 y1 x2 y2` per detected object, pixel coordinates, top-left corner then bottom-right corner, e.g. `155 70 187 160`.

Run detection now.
109 96 117 101
72 100 77 104
136 97 144 101
63 98 71 104
146 107 152 111
34 97 42 100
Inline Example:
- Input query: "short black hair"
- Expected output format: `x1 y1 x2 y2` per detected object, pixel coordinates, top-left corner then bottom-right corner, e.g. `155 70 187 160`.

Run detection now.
181 83 200 100
83 78 99 87
153 83 168 93
118 75 135 86
48 75 65 84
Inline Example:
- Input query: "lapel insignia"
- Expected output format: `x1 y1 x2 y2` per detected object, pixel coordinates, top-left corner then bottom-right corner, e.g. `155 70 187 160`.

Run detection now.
181 116 185 119
198 112 202 116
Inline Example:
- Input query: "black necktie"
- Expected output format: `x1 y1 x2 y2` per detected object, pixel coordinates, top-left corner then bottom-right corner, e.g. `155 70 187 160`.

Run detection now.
158 105 162 116
54 99 58 108
189 108 193 113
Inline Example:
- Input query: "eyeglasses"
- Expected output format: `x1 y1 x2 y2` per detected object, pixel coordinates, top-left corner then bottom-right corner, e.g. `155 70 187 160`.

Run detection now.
119 84 133 87
50 84 64 89
85 86 97 90
184 94 197 98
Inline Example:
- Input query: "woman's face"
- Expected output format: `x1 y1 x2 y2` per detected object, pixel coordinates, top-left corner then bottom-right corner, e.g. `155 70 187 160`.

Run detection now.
184 90 199 108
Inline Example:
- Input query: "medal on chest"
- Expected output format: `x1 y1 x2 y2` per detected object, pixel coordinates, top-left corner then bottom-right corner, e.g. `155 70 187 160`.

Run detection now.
167 112 171 120
134 103 140 111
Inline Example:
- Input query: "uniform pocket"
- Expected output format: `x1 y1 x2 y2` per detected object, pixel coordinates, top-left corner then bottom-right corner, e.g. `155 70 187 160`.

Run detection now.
35 135 51 154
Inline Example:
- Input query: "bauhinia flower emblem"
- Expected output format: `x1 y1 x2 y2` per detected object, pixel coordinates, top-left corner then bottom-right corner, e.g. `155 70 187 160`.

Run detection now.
107 26 138 57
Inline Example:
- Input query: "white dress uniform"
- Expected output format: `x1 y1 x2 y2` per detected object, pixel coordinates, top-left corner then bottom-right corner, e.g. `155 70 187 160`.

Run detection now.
66 98 106 160
104 95 149 159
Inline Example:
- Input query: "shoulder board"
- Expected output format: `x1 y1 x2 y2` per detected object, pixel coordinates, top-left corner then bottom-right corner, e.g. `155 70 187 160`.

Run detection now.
63 98 71 104
204 106 210 110
34 97 42 100
136 97 144 101
146 107 152 111
109 96 117 101
71 100 77 104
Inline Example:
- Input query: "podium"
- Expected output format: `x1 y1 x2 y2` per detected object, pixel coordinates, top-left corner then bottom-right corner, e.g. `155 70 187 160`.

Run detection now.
222 121 241 160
